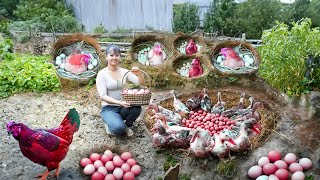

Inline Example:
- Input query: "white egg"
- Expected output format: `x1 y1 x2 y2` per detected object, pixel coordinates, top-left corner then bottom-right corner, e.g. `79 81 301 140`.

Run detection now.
88 64 94 70
291 171 305 180
299 158 312 170
55 58 62 66
60 53 66 59
55 56 62 62
256 175 268 180
81 51 85 54
59 63 65 69
91 59 98 66
245 61 251 67
258 157 270 167
217 56 223 63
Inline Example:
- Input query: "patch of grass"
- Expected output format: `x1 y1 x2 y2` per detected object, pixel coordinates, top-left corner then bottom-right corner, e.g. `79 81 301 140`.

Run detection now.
163 154 178 172
179 174 191 180
216 160 237 178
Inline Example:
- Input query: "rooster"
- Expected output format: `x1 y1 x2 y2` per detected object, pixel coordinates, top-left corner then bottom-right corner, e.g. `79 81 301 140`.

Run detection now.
64 53 90 74
220 47 244 69
6 108 80 180
185 39 198 55
147 44 166 66
189 58 203 78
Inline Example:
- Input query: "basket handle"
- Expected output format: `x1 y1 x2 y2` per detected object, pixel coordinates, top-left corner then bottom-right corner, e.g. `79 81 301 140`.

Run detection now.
121 69 151 91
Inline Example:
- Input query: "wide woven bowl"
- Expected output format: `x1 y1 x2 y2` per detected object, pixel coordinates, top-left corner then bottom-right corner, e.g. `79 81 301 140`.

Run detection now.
211 41 260 75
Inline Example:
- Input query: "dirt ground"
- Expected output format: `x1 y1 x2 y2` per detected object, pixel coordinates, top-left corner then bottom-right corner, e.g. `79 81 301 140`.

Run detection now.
0 86 320 180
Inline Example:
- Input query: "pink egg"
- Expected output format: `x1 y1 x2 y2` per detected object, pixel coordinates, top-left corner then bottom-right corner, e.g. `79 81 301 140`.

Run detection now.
289 163 303 173
113 167 124 180
121 152 133 161
105 161 115 172
113 155 124 167
131 165 142 176
258 157 270 167
274 160 288 169
262 163 277 175
126 158 137 167
291 171 305 180
97 166 108 176
80 158 93 168
83 164 96 175
105 174 116 180
268 174 280 180
94 160 104 169
299 158 313 170
123 171 135 180
144 89 150 94
274 169 289 180
268 150 282 162
90 153 101 162
247 165 262 178
91 172 105 180
283 153 297 164
123 90 128 94
121 163 131 173
104 150 114 158
101 154 112 164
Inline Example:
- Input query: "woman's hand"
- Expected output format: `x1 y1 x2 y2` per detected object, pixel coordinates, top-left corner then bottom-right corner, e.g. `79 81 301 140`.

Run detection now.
131 67 141 76
119 101 131 107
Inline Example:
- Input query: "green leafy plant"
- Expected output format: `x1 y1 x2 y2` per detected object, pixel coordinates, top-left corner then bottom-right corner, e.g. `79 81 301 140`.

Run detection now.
163 154 178 172
0 53 60 98
0 38 13 61
216 160 237 178
258 18 320 96
93 23 107 34
173 3 200 33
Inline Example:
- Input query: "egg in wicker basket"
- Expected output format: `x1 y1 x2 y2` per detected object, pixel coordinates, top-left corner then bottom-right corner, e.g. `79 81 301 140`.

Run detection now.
121 70 151 106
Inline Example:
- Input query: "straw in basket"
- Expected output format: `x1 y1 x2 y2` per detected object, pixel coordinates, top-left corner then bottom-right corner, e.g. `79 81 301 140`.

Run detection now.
121 70 151 106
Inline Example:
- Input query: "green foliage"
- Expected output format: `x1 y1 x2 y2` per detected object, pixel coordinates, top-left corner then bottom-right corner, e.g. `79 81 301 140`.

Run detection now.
93 23 107 34
307 0 320 27
0 0 20 19
179 174 191 180
0 53 60 98
258 18 320 96
173 3 200 33
163 154 178 172
11 0 82 33
203 0 238 36
0 38 13 61
0 20 11 37
216 160 237 177
235 0 285 39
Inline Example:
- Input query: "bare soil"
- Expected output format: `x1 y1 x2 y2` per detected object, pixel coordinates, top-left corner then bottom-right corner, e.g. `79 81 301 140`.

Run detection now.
0 86 319 180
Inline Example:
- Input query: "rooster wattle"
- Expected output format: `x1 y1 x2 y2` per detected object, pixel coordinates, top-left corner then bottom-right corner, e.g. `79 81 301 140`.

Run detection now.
220 47 245 69
6 108 80 180
185 39 198 55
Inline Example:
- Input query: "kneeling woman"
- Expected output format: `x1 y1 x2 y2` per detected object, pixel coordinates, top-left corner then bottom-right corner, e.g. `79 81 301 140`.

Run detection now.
96 45 145 136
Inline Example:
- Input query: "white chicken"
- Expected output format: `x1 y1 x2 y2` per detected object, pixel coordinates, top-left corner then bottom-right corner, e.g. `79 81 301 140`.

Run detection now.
189 128 215 157
211 131 236 160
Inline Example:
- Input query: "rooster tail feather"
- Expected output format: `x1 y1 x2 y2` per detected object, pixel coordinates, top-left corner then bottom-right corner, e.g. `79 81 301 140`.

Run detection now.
61 108 80 132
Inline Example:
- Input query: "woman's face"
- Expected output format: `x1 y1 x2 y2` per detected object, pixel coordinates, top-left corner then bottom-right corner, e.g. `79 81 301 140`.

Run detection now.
106 50 120 66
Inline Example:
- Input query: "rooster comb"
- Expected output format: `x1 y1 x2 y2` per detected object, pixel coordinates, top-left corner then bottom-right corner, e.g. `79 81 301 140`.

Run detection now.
6 121 16 128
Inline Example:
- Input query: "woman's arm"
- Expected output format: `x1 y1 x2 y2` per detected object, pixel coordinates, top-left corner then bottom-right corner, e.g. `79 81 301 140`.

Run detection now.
130 67 145 85
96 70 130 107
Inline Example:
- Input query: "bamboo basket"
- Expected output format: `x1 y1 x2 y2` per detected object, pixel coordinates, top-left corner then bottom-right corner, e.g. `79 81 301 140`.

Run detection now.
121 70 152 106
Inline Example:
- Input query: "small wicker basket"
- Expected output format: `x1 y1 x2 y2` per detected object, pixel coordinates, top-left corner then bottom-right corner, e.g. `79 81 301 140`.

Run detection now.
121 70 151 106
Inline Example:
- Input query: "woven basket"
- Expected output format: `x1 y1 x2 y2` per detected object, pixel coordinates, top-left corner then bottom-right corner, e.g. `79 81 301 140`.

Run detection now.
121 70 151 106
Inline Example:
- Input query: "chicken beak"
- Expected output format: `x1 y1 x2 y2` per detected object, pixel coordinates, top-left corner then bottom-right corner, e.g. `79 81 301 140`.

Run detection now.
252 124 261 134
227 138 236 145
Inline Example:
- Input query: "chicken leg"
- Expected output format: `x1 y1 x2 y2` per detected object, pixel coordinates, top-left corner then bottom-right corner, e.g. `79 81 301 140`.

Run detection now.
35 170 50 180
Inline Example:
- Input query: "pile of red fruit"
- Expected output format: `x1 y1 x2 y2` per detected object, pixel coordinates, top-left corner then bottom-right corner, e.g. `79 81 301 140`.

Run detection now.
80 149 142 180
181 110 236 136
247 150 313 180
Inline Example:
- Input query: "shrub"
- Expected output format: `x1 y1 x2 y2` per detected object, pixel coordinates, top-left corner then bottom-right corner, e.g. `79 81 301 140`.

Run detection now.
0 53 60 98
173 3 200 33
258 18 320 96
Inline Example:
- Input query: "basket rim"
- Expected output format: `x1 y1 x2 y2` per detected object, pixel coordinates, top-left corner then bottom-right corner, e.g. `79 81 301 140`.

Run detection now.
121 69 152 90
